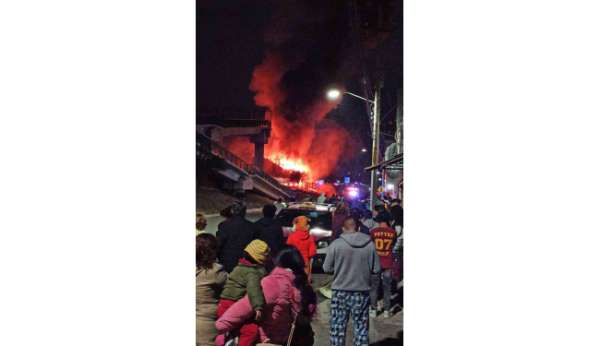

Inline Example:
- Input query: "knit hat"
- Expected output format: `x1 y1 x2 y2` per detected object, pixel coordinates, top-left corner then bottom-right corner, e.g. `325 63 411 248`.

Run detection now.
293 215 310 230
244 239 270 264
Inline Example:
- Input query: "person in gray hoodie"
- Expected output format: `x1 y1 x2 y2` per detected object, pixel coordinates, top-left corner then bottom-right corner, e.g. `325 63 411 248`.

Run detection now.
323 216 381 346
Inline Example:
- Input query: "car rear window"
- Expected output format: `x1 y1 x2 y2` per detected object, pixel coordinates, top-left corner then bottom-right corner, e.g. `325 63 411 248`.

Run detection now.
276 209 332 230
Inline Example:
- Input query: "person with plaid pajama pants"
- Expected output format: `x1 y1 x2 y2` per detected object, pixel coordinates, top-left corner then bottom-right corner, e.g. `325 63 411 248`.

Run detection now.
323 216 381 346
330 290 371 346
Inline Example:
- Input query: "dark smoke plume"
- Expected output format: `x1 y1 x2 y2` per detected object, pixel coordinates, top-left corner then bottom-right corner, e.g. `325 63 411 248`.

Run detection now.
247 0 355 180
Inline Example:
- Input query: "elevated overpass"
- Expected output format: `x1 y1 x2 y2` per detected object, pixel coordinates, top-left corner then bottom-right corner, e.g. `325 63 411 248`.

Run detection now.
197 111 270 170
197 133 292 200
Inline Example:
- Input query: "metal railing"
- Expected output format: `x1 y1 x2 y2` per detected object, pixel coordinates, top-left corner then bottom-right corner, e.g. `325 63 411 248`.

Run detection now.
197 134 291 196
197 133 255 173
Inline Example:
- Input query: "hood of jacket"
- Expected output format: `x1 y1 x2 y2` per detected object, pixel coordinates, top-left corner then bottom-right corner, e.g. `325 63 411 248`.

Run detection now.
340 231 372 248
291 227 310 240
269 266 296 282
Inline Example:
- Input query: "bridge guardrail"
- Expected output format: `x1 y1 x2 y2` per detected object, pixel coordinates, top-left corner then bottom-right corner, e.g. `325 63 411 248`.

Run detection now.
197 133 291 197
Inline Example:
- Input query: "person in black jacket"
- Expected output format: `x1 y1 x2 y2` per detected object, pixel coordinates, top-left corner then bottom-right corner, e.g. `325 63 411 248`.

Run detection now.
216 202 259 273
255 204 285 257
389 199 403 229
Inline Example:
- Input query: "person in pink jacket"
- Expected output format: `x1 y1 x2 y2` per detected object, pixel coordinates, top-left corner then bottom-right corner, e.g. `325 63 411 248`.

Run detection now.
215 247 317 345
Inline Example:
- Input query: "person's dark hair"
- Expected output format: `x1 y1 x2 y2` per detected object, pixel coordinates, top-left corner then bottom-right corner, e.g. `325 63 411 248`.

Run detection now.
230 201 246 217
343 215 356 224
390 204 403 222
350 208 367 220
374 210 392 224
274 246 305 271
196 233 218 270
335 202 350 216
274 246 315 316
219 205 232 219
274 246 306 286
374 204 387 214
196 211 207 231
263 204 277 218
342 215 357 231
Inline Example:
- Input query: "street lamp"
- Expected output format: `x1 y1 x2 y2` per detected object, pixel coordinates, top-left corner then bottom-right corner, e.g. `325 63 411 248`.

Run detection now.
326 88 374 104
326 89 341 100
325 87 381 210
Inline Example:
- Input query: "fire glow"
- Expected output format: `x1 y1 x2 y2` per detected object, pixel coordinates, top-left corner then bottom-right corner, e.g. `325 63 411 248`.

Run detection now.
247 53 353 183
224 2 358 190
269 154 310 175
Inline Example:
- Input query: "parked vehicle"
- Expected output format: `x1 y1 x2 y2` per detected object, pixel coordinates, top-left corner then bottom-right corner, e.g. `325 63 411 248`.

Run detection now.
275 202 335 272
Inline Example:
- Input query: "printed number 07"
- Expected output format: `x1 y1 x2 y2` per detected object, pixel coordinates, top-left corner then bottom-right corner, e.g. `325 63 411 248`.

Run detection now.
375 239 392 251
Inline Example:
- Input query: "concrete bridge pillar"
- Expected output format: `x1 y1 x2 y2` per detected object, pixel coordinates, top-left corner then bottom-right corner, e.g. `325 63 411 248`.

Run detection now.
254 142 264 170
251 129 269 170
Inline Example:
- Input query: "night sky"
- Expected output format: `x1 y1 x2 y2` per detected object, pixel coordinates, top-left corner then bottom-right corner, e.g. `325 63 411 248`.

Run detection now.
198 0 402 183
197 1 270 111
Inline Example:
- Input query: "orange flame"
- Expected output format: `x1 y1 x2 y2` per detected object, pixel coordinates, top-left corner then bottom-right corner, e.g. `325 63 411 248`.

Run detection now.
269 154 309 173
224 52 356 189
268 153 312 180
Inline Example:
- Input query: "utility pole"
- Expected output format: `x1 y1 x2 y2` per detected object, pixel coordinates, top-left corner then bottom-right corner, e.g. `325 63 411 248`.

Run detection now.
396 86 403 204
368 1 386 211
396 87 403 154
369 78 382 210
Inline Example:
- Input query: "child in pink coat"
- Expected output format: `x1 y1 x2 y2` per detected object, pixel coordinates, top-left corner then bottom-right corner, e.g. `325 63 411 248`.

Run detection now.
215 247 316 345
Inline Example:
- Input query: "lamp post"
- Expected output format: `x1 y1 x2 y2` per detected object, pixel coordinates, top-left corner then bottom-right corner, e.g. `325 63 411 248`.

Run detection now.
369 84 381 210
326 87 381 210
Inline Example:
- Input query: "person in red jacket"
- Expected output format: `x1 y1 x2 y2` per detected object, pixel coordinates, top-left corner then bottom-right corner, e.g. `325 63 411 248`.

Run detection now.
286 215 316 282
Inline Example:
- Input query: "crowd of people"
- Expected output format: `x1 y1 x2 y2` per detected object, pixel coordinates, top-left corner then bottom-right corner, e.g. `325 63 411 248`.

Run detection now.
196 202 315 346
196 196 403 346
